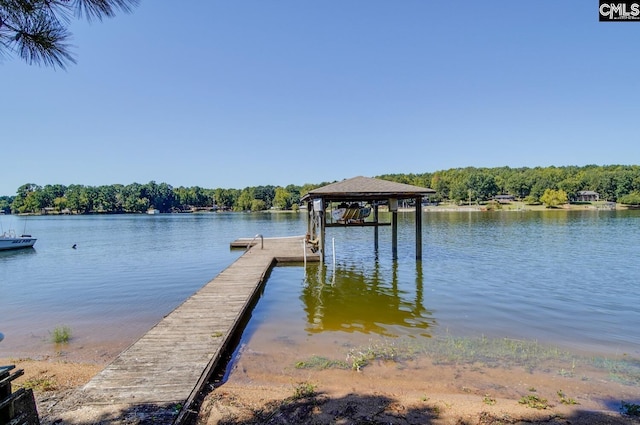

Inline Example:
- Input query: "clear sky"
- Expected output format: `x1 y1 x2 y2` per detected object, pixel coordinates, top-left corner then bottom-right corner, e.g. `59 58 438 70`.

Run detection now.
2 1 639 196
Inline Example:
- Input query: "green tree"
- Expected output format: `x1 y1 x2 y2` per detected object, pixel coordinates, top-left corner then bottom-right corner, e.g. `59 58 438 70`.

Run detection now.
11 183 41 213
65 184 92 213
273 187 292 210
285 184 301 206
250 199 266 212
0 0 139 69
253 185 275 209
540 189 568 208
235 188 255 211
94 184 122 212
53 196 67 212
504 171 531 199
466 170 498 201
123 183 145 212
40 184 66 209
430 173 449 202
0 196 13 213
214 188 238 210
618 191 640 206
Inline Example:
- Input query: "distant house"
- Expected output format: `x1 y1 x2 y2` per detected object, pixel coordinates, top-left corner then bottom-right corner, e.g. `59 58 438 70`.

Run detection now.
493 194 515 203
575 191 599 202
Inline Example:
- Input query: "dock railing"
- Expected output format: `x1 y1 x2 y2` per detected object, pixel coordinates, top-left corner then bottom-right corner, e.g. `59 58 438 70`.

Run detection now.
246 234 264 250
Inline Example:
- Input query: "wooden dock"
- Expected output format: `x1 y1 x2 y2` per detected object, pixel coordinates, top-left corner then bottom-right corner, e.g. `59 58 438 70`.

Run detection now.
60 236 318 424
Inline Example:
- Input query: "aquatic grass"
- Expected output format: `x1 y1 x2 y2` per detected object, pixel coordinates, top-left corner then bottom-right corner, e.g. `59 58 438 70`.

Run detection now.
50 325 72 344
346 340 404 371
292 335 640 388
590 355 640 387
305 336 572 372
424 334 574 372
295 355 349 370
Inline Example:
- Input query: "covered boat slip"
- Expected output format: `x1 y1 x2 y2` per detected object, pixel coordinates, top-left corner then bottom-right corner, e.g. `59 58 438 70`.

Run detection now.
301 176 436 260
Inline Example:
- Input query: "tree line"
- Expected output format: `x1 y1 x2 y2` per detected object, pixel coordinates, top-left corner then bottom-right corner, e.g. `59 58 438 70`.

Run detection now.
378 164 640 206
0 181 327 214
3 164 640 214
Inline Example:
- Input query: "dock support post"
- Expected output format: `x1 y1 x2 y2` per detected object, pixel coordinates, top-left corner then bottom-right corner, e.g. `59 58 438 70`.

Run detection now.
312 198 326 263
392 212 398 260
415 196 422 260
373 202 379 253
390 198 398 260
319 209 325 262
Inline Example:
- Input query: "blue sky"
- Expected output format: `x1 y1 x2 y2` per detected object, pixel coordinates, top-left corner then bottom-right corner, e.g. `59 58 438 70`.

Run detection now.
1 1 639 196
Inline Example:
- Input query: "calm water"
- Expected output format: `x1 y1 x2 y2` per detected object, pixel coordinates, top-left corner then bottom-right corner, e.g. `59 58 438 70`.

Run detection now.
0 212 303 360
1 210 639 361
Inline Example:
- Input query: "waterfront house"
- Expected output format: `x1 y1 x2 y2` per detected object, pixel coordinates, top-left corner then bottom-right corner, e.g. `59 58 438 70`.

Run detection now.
494 194 515 203
575 191 600 202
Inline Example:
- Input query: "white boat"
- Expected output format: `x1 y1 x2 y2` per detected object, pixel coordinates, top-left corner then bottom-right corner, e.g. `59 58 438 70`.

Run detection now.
0 230 37 251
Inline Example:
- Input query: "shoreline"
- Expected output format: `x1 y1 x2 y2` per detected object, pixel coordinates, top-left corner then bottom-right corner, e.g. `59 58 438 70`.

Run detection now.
3 209 639 423
6 200 631 217
4 336 640 424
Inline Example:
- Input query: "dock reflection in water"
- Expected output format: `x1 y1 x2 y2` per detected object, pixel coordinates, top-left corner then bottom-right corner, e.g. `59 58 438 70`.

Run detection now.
301 261 435 337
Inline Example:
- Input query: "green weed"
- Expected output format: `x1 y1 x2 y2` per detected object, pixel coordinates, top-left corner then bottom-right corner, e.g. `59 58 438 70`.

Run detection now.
20 375 57 392
557 390 579 405
483 394 497 405
346 341 401 371
518 395 549 409
50 326 72 344
295 355 349 370
291 381 317 400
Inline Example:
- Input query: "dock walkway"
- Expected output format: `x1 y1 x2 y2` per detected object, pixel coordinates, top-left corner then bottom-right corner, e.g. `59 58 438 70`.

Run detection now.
55 236 318 424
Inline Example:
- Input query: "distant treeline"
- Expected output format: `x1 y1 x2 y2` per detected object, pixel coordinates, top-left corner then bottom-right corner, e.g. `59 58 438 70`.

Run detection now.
378 164 640 205
0 181 329 214
3 165 640 214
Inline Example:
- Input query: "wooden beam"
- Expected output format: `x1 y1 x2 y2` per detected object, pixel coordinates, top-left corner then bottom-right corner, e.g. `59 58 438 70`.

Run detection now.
325 222 390 227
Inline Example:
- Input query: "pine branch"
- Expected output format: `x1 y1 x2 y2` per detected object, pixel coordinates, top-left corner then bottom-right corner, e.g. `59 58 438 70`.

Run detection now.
0 0 139 69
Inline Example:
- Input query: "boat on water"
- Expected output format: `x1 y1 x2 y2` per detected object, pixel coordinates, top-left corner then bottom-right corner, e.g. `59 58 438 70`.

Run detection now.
0 230 37 251
331 203 372 224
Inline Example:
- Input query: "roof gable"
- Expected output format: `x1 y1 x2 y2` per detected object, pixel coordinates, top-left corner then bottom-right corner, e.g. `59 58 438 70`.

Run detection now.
302 176 435 201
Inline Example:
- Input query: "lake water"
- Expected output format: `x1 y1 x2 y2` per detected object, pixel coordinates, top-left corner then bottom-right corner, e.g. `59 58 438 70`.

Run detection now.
1 210 639 363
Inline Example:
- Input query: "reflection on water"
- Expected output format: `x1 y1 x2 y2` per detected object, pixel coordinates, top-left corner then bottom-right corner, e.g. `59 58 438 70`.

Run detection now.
2 210 640 362
301 262 434 337
239 209 640 357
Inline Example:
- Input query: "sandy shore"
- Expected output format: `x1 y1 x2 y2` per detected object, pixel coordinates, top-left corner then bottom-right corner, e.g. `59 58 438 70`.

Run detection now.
3 345 640 425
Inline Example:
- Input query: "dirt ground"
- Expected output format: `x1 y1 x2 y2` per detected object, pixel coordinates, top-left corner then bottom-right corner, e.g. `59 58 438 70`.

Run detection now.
3 354 640 425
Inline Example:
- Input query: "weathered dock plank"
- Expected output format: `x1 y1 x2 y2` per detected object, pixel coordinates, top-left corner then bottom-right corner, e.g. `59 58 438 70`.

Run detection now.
62 236 319 423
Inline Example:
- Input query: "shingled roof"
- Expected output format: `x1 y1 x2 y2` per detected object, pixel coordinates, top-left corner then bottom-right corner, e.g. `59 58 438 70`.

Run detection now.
301 176 435 202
